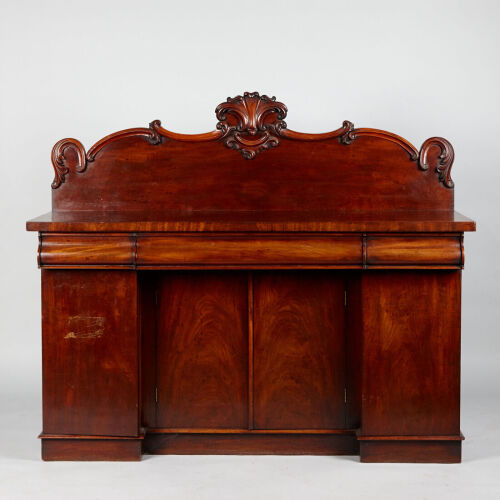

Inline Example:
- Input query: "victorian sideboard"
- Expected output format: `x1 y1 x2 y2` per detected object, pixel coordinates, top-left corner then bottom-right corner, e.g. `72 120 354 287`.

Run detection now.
27 92 476 463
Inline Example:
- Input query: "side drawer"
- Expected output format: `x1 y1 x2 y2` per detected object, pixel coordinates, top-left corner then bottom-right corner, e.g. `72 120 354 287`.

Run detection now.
366 235 462 266
40 234 134 266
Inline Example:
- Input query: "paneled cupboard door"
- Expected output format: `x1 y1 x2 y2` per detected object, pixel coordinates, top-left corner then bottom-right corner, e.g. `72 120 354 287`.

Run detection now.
155 271 249 429
253 271 347 430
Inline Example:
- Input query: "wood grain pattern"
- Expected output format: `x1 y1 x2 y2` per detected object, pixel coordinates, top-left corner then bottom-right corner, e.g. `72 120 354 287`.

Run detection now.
253 271 347 429
247 272 254 429
137 234 362 266
366 235 461 266
40 234 133 266
139 272 157 429
360 271 461 436
27 210 476 233
47 93 459 211
155 272 248 429
50 134 455 212
36 233 466 269
27 92 476 462
345 273 362 428
42 270 139 437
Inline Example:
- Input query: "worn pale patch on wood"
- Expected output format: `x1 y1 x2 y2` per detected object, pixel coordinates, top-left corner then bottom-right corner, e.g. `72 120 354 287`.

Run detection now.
65 315 105 339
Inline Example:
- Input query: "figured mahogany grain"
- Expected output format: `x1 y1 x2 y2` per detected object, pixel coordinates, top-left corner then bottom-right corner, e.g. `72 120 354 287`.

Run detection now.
140 272 157 429
155 272 248 429
360 271 461 436
40 233 133 265
27 92 477 462
253 271 347 429
366 235 461 266
137 234 362 265
27 209 476 233
42 270 139 437
345 274 362 428
51 136 454 213
36 233 466 269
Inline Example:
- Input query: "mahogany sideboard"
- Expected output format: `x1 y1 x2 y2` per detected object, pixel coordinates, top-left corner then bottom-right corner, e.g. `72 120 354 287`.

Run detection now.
27 92 476 463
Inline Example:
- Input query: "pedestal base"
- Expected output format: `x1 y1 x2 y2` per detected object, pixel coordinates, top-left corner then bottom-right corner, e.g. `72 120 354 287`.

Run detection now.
39 431 464 462
358 434 464 463
40 434 143 461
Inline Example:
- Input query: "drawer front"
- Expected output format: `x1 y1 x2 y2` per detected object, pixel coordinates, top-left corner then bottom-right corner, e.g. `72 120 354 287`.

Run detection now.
366 236 462 266
137 235 362 265
40 234 133 266
38 233 463 268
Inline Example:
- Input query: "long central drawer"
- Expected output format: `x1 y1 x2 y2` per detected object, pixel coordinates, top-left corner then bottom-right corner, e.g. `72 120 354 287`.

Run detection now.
137 235 361 265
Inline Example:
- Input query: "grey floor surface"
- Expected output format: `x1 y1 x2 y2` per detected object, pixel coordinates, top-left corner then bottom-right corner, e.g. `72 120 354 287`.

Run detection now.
1 378 499 500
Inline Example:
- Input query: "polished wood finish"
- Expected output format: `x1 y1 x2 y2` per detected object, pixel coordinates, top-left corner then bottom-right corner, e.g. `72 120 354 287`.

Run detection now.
138 234 362 266
253 272 346 429
40 234 134 266
47 93 455 213
41 270 139 437
139 272 157 429
27 209 475 233
50 136 454 213
359 271 461 437
366 235 462 266
41 436 143 461
155 272 248 429
359 440 462 464
36 232 465 269
144 432 358 456
345 274 363 429
27 92 476 462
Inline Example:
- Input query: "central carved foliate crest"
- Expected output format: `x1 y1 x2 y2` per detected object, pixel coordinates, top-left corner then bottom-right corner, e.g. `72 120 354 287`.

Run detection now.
215 92 288 159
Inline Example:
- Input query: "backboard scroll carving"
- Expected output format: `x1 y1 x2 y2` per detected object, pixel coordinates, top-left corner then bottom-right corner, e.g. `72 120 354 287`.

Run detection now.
51 123 162 189
418 137 455 188
51 139 88 189
50 92 455 190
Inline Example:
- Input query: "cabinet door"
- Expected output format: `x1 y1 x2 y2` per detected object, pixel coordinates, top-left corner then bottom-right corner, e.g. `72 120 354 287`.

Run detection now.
360 271 461 436
253 271 347 429
155 271 248 429
42 270 139 437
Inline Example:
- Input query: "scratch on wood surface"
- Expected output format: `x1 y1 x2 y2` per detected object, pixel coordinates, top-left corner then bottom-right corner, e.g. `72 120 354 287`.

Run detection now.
65 316 105 339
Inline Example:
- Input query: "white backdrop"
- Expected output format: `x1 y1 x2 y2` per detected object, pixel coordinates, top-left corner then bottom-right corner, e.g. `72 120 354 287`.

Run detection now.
1 1 499 498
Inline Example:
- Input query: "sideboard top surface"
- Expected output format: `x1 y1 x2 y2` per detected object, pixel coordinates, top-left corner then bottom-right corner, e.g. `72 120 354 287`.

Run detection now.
27 92 475 233
26 209 475 233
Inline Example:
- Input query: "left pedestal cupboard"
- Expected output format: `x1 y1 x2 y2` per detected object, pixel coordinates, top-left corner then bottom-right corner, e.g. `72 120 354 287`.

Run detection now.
27 92 476 462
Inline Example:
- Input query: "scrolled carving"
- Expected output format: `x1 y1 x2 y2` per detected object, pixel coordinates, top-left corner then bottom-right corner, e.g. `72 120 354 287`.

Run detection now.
419 137 455 188
339 126 419 160
49 97 455 191
51 139 89 189
215 92 288 159
51 124 165 188
148 120 163 145
339 121 355 144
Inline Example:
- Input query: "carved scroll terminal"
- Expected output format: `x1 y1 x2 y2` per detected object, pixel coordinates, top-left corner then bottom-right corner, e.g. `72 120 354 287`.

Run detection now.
51 139 88 189
419 137 455 188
